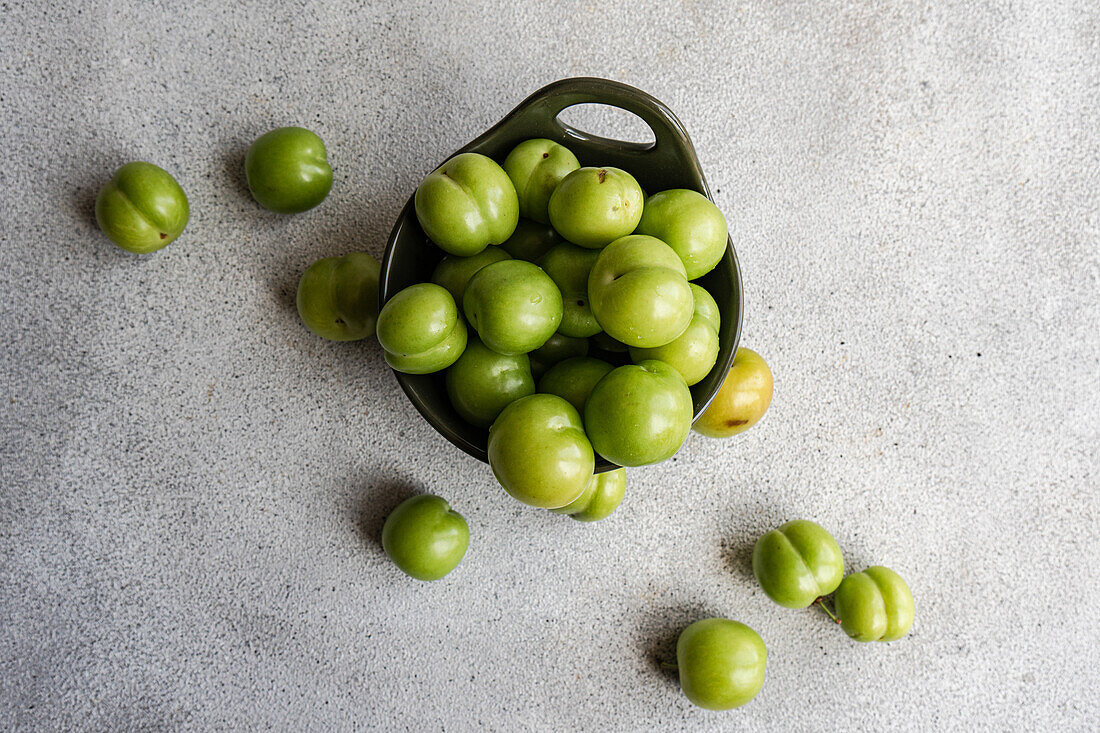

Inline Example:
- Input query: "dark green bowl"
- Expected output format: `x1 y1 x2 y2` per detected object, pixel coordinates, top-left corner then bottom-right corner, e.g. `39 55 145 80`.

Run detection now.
379 77 743 472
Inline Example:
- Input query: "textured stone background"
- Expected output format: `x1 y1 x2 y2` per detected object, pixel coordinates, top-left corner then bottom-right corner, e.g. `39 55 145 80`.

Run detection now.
1 1 1098 730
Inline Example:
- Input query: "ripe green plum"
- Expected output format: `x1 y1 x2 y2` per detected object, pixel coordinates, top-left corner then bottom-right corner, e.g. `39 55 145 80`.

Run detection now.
538 356 614 414
95 161 189 253
487 394 594 508
635 189 728 280
588 235 693 348
538 242 602 338
584 360 692 467
463 260 562 355
503 138 580 224
549 467 626 522
381 495 469 581
296 252 380 341
530 332 588 371
414 152 518 256
752 520 845 609
431 247 511 304
676 618 767 711
548 167 644 248
245 126 333 214
376 283 467 374
835 566 915 642
445 335 535 428
499 219 561 262
629 283 720 386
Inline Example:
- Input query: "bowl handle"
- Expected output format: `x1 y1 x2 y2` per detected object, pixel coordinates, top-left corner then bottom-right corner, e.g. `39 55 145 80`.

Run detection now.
477 77 711 195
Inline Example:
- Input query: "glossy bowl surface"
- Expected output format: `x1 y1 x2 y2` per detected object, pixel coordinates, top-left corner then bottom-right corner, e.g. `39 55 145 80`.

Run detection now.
380 78 743 472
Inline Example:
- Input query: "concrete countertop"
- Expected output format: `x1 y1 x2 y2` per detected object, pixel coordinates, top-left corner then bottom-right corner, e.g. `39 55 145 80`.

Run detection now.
1 1 1097 729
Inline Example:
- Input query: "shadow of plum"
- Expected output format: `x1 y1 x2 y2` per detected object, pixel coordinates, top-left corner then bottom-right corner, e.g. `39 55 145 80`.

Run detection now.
355 481 421 553
641 600 722 685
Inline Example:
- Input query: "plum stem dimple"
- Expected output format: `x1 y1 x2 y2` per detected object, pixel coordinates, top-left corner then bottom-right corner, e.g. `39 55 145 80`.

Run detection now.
815 597 840 624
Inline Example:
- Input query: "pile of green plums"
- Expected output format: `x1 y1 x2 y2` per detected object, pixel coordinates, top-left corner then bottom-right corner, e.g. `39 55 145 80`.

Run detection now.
376 137 733 516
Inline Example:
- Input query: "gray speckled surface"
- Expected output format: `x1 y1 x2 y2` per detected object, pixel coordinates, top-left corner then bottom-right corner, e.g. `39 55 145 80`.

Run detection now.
1 1 1098 730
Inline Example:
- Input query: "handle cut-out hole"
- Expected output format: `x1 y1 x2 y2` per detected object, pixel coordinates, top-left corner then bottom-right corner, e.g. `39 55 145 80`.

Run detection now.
555 103 656 147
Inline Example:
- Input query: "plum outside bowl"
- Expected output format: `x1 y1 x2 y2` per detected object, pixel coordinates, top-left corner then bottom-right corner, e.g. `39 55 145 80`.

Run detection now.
379 77 743 472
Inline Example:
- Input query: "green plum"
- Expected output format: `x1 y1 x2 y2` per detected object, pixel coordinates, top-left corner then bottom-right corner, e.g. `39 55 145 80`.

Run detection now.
503 138 580 224
538 242 602 338
445 335 535 428
529 331 589 380
549 467 626 522
629 283 720 386
414 152 519 256
296 252 380 341
694 347 773 438
381 495 469 581
676 618 767 711
752 520 845 609
245 126 333 214
688 284 721 334
463 260 562 355
95 161 189 253
530 332 588 366
588 235 694 348
635 189 728 280
548 167 644 248
584 360 693 466
430 247 511 304
834 566 915 642
499 219 561 261
538 356 614 414
376 283 467 374
487 394 594 508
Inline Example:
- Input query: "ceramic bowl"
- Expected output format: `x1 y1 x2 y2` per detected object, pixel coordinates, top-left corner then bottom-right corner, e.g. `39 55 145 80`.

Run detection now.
379 77 743 471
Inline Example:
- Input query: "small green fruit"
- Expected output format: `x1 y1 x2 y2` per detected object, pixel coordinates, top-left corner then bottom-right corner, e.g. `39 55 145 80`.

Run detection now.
245 126 333 214
95 161 189 253
296 252 380 341
752 520 845 609
676 618 767 710
835 566 915 642
549 468 626 522
381 495 469 581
